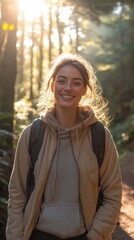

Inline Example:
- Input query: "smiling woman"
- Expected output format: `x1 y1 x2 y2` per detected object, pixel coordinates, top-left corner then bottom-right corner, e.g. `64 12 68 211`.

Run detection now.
6 53 122 240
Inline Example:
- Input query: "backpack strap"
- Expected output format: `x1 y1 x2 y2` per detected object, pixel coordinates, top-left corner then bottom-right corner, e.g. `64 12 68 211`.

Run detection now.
91 121 105 185
91 121 105 170
91 121 105 211
29 118 46 169
25 118 46 205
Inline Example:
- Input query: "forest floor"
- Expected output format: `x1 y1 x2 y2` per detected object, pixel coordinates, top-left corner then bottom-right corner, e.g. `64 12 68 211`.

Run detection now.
112 152 134 240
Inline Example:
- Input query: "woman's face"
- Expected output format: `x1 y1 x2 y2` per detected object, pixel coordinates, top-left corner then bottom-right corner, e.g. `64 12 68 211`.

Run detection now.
51 64 87 110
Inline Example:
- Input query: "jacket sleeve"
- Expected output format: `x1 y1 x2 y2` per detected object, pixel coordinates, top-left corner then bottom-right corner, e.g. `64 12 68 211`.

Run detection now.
87 127 122 240
6 125 31 240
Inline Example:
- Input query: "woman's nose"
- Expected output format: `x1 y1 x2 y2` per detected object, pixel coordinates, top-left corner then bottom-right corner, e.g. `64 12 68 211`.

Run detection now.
65 82 71 90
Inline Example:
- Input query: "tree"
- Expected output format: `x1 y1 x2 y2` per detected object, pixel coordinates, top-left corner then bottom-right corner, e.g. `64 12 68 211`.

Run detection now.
38 12 44 91
48 2 53 66
0 0 7 57
65 0 117 20
29 20 35 100
0 0 17 133
95 2 134 123
56 7 63 54
17 12 25 98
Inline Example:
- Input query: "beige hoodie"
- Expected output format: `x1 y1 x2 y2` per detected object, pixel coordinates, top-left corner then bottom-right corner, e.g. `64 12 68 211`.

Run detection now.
6 107 122 240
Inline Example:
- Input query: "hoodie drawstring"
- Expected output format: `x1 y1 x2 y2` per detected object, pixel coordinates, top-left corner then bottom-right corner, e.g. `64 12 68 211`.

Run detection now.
75 128 79 161
51 130 60 199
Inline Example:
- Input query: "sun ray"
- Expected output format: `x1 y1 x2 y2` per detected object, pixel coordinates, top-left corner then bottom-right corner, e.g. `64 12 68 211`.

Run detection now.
19 0 46 20
18 0 73 49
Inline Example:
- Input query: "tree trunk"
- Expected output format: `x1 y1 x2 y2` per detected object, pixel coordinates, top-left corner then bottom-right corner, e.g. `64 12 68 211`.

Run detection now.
0 0 17 133
29 21 34 100
17 12 25 98
38 13 44 92
75 18 79 53
0 0 7 57
56 8 63 55
48 3 52 67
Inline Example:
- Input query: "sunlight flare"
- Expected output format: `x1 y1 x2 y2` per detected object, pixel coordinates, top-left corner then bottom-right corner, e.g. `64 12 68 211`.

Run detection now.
19 0 46 20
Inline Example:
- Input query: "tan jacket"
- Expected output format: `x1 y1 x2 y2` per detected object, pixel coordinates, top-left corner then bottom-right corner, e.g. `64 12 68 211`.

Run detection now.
6 108 122 240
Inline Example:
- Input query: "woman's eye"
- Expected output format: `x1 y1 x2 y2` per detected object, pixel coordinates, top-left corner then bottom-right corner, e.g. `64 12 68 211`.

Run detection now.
57 79 65 84
74 81 81 85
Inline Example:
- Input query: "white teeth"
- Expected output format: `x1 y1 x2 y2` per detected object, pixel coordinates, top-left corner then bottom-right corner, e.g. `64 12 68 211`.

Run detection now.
62 95 73 99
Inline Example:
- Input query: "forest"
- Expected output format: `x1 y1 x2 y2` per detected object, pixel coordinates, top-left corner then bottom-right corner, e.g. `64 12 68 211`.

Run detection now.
0 0 134 239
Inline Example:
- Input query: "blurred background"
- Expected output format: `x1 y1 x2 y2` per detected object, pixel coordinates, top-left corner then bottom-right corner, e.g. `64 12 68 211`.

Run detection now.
0 0 134 239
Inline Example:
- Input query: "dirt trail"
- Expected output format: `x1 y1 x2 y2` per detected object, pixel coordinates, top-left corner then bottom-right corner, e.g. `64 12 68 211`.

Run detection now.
112 152 134 240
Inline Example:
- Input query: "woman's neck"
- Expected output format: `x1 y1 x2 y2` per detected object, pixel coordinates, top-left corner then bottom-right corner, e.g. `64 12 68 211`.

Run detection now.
54 106 79 128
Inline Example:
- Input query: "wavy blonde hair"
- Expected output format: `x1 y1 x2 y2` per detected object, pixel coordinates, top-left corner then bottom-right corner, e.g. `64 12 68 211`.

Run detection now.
37 53 110 126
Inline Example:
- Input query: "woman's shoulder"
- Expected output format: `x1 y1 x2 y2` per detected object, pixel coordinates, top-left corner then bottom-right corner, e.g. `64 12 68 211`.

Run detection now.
104 126 118 156
104 126 114 141
17 123 32 147
21 123 32 136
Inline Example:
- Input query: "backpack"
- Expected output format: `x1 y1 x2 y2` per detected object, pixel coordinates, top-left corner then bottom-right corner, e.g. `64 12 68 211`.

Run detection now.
26 118 105 211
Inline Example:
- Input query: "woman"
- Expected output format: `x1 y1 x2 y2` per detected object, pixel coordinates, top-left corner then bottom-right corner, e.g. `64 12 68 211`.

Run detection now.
6 53 122 240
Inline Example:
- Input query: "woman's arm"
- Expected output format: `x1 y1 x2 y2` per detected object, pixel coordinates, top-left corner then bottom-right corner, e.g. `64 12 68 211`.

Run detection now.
6 125 31 240
87 128 122 240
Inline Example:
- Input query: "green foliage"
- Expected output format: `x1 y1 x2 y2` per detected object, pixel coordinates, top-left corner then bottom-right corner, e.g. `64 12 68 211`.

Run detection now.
66 0 117 18
14 99 38 134
110 114 134 154
0 140 14 240
0 102 37 240
0 112 16 239
0 130 14 150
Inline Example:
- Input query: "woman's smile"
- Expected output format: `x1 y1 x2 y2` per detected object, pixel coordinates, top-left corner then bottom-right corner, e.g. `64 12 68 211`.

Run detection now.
61 94 74 100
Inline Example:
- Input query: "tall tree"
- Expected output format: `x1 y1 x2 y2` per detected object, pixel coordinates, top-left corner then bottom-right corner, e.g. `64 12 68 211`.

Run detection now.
38 12 44 92
0 0 17 133
29 20 34 100
56 7 63 54
18 13 25 94
48 2 53 66
0 0 7 57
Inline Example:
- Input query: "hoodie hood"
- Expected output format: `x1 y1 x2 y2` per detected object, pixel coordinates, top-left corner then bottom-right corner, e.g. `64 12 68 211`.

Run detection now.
40 106 98 133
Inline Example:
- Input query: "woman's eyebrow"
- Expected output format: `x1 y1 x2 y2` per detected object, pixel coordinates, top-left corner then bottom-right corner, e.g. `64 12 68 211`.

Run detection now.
57 75 66 79
57 75 83 81
73 77 83 81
